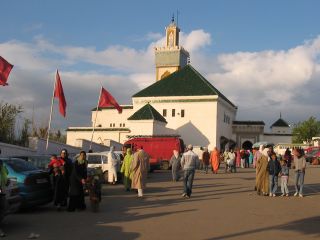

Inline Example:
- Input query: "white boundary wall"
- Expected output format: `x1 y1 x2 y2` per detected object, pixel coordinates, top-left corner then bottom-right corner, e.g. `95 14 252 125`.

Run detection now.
0 142 36 157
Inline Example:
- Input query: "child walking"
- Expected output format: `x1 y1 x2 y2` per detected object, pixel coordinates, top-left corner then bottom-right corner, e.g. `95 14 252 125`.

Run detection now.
87 172 102 212
280 160 289 197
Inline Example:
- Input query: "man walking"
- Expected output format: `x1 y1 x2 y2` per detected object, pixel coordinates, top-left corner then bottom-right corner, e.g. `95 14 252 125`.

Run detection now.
181 144 199 198
131 146 150 197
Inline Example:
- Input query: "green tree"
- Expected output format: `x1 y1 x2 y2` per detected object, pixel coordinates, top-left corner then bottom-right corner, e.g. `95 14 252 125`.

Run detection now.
292 116 320 143
0 102 23 144
38 126 48 138
18 118 31 147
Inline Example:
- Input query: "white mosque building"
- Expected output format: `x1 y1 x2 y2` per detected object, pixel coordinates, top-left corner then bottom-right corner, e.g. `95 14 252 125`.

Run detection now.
66 19 292 150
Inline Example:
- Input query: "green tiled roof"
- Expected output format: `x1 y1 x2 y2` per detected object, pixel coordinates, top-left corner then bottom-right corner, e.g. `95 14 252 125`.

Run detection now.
132 65 236 107
271 118 290 127
128 104 167 123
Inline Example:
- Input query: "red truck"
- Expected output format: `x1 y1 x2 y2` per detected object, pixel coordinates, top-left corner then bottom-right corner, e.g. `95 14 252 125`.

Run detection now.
123 136 185 171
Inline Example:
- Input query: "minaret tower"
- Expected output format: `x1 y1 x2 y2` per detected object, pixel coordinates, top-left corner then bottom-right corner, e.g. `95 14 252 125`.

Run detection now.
154 16 190 81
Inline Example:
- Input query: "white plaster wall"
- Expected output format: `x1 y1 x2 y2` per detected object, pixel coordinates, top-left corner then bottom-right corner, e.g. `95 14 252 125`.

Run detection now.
129 120 155 136
271 126 291 134
67 95 236 150
153 121 177 135
92 107 134 128
132 96 223 149
262 135 292 145
75 139 110 152
67 129 129 147
216 98 237 150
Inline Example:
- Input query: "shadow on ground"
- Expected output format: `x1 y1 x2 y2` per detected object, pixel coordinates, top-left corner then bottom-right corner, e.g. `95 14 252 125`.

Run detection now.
206 216 320 240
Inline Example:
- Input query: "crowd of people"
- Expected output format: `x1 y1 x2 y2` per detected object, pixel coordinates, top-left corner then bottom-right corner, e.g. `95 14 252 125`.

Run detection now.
254 146 306 197
0 143 310 218
48 149 88 211
165 144 307 199
47 145 151 213
0 143 311 238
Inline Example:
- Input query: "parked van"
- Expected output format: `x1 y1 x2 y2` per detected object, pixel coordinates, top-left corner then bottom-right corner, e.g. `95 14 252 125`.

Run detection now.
74 151 123 183
124 136 185 171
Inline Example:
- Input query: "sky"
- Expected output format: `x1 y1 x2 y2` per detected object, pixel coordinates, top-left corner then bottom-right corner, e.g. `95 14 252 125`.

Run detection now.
0 0 320 133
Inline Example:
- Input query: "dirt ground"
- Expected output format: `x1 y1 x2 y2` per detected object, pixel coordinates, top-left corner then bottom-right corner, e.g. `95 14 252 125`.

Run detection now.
2 164 320 240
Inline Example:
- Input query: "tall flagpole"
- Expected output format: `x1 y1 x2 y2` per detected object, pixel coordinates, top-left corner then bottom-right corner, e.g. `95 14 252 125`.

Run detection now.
90 86 103 150
46 70 57 150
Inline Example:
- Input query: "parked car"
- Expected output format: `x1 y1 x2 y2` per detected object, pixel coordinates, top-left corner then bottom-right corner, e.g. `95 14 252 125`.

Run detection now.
305 149 320 163
304 146 320 155
0 158 53 208
0 176 21 222
4 177 21 214
11 155 51 171
74 151 123 183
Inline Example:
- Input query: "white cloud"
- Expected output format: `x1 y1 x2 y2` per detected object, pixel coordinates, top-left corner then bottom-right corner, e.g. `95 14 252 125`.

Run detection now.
205 36 320 124
145 32 163 41
1 29 320 129
180 30 211 52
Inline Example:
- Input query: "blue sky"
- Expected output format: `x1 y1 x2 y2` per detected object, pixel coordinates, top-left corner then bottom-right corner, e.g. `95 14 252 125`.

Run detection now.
2 1 319 52
0 0 320 131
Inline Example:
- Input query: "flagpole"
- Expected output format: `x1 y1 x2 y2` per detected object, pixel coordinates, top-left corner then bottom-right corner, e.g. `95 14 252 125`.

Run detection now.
46 70 57 150
90 86 103 150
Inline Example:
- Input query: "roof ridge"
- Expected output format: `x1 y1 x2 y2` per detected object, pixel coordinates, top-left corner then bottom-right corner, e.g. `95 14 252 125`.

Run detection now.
132 65 236 108
187 65 236 107
147 103 155 120
187 65 218 94
128 103 167 123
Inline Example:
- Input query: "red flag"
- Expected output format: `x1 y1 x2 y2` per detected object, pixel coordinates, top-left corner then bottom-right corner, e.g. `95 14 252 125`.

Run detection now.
98 87 122 113
54 70 67 117
0 56 14 86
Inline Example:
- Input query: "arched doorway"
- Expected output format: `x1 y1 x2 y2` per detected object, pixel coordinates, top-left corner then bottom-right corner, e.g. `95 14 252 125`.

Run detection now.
220 136 229 151
242 140 253 150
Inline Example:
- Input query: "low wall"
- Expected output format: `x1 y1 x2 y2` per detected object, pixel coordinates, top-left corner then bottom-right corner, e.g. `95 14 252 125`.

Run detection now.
28 137 81 155
0 142 36 157
75 139 110 152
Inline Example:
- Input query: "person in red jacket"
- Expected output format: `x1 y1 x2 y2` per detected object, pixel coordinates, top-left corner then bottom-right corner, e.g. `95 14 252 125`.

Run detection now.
48 154 65 171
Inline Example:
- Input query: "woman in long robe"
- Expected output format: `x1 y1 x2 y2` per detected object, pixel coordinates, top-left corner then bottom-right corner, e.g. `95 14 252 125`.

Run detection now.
255 151 269 196
120 148 133 191
235 148 241 168
131 147 149 197
68 151 87 211
169 150 181 181
108 146 118 184
210 147 220 174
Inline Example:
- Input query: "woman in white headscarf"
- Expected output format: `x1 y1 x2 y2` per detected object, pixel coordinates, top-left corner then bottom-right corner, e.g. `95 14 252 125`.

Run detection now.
108 146 118 184
169 150 181 181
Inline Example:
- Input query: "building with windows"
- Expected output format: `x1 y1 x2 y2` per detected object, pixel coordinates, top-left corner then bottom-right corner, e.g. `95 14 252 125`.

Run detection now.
67 18 237 150
66 19 291 151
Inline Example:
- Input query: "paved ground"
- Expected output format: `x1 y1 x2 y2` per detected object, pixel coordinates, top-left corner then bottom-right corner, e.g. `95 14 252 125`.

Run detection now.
2 164 320 240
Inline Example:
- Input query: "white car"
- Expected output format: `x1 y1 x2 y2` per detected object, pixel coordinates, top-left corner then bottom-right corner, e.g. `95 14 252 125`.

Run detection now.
74 151 123 183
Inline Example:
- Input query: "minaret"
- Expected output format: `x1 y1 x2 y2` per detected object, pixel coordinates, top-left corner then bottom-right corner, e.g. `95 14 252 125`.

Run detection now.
154 16 190 81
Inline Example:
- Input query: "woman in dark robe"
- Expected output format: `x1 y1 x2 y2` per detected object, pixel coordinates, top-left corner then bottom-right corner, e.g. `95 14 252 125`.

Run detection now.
53 166 68 210
68 151 87 212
